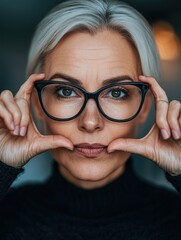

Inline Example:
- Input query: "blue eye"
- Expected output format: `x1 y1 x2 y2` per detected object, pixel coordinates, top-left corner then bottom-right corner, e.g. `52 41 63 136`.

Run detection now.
56 87 77 98
107 88 127 99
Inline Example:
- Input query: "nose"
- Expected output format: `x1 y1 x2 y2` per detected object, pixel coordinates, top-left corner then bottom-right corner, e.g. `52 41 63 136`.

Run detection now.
77 99 104 133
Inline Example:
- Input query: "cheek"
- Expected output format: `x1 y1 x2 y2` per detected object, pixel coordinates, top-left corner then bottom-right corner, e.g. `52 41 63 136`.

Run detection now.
43 118 138 145
107 120 138 140
43 118 74 138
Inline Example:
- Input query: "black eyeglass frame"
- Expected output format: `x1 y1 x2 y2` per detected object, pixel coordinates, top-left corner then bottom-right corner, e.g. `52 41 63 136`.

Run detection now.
34 80 149 122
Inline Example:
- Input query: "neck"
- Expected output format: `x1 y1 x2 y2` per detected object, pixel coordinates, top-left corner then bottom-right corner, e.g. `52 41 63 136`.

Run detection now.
46 157 141 218
58 164 126 190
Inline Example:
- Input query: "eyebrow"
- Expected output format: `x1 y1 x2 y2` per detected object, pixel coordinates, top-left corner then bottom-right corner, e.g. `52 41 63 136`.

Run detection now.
49 73 133 86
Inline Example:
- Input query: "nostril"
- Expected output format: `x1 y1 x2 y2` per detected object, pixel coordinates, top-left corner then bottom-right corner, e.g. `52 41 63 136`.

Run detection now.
78 117 103 133
77 100 104 132
82 121 100 131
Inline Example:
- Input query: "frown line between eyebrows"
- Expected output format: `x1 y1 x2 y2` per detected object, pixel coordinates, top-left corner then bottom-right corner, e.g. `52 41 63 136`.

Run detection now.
48 73 134 87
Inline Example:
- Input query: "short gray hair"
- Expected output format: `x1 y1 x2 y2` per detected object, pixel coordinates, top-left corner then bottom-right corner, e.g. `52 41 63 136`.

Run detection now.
27 0 161 81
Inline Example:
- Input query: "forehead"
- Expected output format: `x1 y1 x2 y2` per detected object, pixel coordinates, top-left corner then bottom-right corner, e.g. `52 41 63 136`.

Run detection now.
44 30 141 88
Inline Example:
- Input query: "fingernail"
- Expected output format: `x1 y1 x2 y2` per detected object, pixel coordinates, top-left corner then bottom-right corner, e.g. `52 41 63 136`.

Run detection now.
172 130 180 140
161 129 169 140
107 148 116 153
139 75 145 79
65 146 74 151
20 127 26 137
139 75 147 80
39 73 45 77
13 125 20 136
10 122 15 131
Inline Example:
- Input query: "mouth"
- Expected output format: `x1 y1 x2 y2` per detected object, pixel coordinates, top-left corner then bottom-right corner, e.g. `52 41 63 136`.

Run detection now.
74 143 107 158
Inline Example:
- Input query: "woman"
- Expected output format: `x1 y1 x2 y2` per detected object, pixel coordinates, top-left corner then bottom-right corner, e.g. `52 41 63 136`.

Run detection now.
0 0 181 239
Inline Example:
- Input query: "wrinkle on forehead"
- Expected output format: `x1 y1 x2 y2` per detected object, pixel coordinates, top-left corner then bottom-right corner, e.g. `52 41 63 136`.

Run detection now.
44 29 142 89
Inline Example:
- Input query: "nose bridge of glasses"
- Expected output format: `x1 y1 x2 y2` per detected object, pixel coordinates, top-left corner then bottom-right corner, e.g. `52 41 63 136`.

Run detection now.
86 91 98 100
84 92 99 108
80 92 102 117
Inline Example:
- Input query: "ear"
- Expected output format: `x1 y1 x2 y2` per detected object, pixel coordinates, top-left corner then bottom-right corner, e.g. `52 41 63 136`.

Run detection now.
137 91 152 123
31 90 44 121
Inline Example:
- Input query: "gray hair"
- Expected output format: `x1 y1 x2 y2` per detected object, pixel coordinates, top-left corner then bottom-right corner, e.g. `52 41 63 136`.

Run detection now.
27 0 161 81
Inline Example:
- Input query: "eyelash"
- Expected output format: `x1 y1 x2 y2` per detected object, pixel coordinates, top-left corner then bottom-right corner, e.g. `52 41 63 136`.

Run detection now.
54 86 129 100
54 87 79 99
104 87 129 100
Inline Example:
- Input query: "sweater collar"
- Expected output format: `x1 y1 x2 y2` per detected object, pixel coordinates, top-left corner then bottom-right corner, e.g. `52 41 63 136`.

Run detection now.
45 157 144 218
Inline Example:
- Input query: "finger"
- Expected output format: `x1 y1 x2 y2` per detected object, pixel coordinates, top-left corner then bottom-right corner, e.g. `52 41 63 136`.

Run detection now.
15 98 30 136
167 100 181 139
26 113 73 151
1 90 21 134
15 73 45 102
139 75 170 139
0 101 15 131
107 137 147 157
32 134 74 155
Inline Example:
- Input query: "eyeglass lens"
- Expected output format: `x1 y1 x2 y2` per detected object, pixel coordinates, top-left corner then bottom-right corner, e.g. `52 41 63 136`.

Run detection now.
41 83 142 121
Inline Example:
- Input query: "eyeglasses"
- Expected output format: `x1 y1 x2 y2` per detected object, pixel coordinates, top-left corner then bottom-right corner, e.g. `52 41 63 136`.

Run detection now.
34 80 149 122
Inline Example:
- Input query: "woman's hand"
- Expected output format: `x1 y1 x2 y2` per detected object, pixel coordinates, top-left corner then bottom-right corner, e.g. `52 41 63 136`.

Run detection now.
0 74 74 169
107 76 181 176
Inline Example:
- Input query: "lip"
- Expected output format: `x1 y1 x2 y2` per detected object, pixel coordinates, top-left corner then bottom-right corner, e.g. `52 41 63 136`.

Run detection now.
74 143 107 157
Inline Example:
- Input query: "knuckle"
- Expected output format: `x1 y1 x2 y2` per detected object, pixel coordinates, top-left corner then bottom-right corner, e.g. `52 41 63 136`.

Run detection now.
15 97 28 107
0 102 11 118
21 114 29 126
13 111 21 122
0 110 13 125
157 90 167 100
5 109 13 119
5 115 13 127
1 90 13 99
160 90 167 99
168 115 177 126
15 99 29 125
170 100 180 108
156 116 166 127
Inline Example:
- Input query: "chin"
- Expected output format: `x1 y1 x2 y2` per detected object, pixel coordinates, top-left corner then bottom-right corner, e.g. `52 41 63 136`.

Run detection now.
60 158 113 181
53 149 129 187
69 163 113 181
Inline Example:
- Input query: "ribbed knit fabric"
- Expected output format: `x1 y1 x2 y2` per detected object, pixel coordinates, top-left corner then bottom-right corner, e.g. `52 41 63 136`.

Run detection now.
0 158 181 239
0 161 23 200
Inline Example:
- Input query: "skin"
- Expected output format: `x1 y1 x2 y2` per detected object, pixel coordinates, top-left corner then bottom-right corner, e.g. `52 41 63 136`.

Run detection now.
35 30 151 189
0 29 180 190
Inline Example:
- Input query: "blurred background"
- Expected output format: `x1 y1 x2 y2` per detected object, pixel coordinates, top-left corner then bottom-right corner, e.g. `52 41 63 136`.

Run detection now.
0 0 181 190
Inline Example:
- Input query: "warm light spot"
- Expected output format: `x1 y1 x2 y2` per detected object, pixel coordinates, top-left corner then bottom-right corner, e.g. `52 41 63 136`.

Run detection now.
152 21 181 61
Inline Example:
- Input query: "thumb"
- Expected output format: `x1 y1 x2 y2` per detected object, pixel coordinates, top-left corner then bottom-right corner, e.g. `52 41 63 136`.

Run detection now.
32 134 74 155
107 138 146 156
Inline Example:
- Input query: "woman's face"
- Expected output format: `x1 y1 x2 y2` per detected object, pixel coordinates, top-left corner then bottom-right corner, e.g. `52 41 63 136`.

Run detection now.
36 30 150 189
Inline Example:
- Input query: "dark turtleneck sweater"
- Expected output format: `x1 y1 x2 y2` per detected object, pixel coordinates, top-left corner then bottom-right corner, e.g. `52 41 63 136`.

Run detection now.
0 158 181 239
